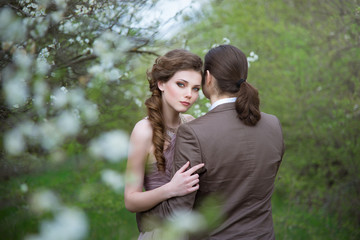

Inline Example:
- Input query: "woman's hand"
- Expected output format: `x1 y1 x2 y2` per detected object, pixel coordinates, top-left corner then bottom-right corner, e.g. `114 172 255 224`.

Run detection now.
167 161 205 198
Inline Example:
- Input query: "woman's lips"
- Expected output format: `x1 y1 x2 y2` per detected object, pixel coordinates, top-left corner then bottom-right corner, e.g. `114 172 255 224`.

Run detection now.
180 101 190 106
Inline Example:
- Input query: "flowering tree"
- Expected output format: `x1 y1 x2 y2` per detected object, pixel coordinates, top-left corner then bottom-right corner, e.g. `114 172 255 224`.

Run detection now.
1 0 162 161
0 0 178 239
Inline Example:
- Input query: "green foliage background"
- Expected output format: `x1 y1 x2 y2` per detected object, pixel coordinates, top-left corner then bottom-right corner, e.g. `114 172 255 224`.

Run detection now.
0 0 359 239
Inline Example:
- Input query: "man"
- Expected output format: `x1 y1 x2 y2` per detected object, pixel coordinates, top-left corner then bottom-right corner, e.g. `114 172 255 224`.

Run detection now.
139 45 285 239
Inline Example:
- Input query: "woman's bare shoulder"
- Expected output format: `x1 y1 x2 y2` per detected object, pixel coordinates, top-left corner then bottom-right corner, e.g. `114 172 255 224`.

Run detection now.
131 119 153 142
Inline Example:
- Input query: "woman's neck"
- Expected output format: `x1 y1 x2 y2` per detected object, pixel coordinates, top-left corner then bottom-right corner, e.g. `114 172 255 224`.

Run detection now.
162 106 181 129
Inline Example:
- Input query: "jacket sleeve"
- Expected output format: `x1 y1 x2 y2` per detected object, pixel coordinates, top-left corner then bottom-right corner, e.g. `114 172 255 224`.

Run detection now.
138 123 203 226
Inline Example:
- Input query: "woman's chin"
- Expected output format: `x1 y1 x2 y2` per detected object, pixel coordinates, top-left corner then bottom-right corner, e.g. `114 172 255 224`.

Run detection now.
178 108 189 113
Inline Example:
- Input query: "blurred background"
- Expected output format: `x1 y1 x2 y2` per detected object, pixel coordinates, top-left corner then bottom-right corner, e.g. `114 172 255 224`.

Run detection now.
0 0 359 239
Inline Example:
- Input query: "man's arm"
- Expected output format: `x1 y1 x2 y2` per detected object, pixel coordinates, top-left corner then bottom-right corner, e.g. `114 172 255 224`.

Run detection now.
140 123 203 219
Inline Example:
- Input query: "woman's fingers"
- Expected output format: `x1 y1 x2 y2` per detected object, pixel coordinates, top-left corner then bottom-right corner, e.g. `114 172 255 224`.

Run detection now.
189 178 199 187
186 163 205 175
188 174 199 181
177 161 190 173
188 184 200 193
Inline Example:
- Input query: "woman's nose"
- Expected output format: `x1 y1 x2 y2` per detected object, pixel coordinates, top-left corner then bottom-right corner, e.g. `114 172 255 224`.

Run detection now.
185 88 192 99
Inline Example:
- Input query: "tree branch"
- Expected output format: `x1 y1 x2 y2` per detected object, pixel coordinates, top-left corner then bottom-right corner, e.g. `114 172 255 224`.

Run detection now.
6 3 31 17
127 49 159 56
53 54 97 71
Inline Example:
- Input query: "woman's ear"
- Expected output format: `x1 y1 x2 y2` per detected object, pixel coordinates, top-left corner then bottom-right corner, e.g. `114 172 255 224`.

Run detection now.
157 81 164 91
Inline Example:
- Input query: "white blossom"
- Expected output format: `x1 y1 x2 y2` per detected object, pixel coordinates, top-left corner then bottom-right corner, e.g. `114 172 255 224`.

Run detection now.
60 86 68 93
160 210 207 239
68 88 85 106
19 120 39 140
30 189 61 213
4 128 26 155
30 18 49 38
61 21 76 34
39 47 50 58
56 111 81 136
0 8 27 42
92 31 131 72
50 11 63 23
249 51 259 61
26 207 88 240
88 64 103 75
75 5 89 14
247 51 259 67
82 47 93 54
76 36 82 43
170 210 206 232
105 68 122 81
82 103 99 124
39 121 64 150
198 90 205 100
89 130 129 162
54 0 67 10
13 49 33 69
51 87 68 109
20 183 29 193
34 80 49 98
3 75 29 107
134 98 142 107
101 169 124 193
222 37 231 44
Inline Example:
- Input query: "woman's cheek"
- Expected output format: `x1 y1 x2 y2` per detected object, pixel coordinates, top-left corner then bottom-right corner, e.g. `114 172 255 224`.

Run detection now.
167 85 178 98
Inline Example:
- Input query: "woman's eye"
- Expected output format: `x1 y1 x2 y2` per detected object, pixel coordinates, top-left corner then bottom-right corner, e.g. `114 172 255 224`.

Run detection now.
177 82 185 87
193 87 200 92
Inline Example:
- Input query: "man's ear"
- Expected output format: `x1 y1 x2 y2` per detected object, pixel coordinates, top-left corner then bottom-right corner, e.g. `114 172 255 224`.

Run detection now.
157 81 164 91
206 70 213 86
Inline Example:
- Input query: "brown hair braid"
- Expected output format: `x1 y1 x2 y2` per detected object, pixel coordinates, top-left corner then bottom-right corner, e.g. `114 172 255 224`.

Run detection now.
145 49 203 171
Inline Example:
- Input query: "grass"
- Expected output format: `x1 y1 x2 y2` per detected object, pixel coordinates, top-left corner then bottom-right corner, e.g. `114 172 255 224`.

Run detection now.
0 159 359 240
272 193 360 240
0 159 138 240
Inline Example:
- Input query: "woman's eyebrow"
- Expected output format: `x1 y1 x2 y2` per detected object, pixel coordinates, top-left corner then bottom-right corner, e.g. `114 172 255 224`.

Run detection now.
177 79 200 87
176 79 188 83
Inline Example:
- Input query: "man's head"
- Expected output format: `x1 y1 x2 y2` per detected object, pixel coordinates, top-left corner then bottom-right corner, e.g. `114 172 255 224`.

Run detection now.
202 45 261 126
202 45 248 99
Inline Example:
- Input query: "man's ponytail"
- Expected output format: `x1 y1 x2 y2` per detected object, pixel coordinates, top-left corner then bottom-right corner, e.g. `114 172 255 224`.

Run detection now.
235 82 261 126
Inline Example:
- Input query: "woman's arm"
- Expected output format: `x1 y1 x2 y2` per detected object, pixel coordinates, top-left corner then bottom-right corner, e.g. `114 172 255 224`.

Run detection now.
124 120 203 213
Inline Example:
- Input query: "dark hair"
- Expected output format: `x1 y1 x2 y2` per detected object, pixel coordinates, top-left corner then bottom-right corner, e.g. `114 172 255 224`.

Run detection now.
145 49 203 171
203 44 261 126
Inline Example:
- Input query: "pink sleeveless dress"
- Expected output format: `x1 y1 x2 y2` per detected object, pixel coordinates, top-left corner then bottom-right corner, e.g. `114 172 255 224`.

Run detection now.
136 135 176 240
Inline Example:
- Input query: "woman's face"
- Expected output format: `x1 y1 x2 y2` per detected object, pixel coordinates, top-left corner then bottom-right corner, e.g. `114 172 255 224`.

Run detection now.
158 70 202 113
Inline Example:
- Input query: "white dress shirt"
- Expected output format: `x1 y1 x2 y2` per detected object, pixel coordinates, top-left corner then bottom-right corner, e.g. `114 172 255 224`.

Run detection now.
209 97 237 111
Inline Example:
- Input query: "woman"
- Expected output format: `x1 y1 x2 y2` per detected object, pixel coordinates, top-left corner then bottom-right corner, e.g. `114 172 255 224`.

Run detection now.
124 49 205 238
